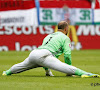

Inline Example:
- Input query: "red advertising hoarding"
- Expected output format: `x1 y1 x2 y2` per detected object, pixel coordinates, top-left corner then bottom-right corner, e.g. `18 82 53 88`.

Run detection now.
0 0 100 51
0 25 100 51
0 26 54 51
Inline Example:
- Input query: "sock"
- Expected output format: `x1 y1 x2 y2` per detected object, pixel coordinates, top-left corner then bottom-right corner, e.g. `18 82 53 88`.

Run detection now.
6 69 12 75
75 68 91 76
43 67 48 70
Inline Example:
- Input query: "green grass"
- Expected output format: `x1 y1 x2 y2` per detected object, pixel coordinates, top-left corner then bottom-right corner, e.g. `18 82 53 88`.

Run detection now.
0 50 100 90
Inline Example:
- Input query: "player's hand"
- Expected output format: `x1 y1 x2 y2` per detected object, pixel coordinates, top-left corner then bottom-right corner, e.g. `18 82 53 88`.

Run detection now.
45 69 54 76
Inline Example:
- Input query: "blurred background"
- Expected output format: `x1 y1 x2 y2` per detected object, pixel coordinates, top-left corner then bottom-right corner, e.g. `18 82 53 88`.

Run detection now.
0 0 100 51
0 1 100 89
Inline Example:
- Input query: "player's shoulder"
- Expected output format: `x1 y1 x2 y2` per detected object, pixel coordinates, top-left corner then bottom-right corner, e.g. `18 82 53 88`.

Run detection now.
47 32 70 40
47 32 63 38
66 35 70 40
58 32 70 39
55 31 66 37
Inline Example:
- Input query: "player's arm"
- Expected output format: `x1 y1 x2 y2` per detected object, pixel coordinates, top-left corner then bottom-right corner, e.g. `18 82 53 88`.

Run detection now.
63 37 72 65
64 54 71 65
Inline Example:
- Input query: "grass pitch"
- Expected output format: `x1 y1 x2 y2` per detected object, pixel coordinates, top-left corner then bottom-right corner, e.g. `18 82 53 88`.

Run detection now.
0 50 100 90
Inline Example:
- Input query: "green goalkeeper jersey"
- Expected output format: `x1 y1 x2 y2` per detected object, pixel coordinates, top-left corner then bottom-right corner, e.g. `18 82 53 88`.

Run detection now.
38 31 72 65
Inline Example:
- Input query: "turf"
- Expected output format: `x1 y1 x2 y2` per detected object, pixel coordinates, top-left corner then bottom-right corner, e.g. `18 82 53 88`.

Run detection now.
0 50 100 90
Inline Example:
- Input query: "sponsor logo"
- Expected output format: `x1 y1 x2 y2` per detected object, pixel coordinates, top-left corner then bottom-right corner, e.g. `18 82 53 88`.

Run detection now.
0 26 54 35
0 17 24 24
0 1 24 9
77 25 100 36
0 26 54 51
1 25 100 51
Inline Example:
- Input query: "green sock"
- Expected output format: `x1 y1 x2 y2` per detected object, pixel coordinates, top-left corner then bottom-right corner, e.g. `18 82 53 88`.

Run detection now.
6 69 12 75
75 68 90 76
43 67 48 70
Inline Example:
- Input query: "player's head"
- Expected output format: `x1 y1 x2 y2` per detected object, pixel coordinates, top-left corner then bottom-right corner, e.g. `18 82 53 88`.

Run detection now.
58 21 69 35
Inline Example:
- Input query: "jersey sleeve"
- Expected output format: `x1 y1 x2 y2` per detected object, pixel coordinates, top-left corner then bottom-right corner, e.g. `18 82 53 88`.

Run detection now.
63 37 72 65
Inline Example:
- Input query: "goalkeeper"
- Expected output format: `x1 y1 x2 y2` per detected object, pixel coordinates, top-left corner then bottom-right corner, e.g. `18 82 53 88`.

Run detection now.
2 21 100 78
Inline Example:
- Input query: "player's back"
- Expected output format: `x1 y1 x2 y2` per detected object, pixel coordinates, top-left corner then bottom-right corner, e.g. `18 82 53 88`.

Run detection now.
38 31 68 57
